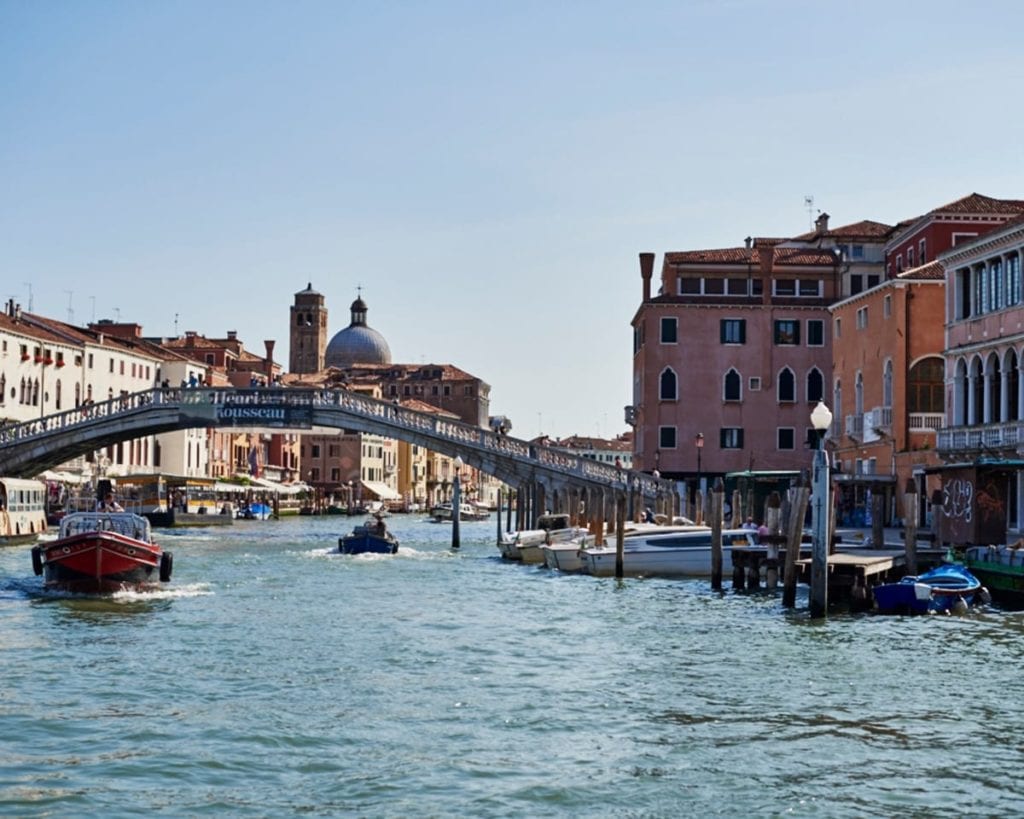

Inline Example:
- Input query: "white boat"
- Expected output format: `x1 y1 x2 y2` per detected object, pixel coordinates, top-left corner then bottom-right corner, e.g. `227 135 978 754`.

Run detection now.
431 502 490 522
583 528 759 578
0 477 48 545
498 513 584 563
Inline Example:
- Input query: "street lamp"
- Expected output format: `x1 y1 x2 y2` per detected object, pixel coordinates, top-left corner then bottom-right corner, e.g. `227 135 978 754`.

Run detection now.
809 400 834 618
694 433 704 489
452 455 464 549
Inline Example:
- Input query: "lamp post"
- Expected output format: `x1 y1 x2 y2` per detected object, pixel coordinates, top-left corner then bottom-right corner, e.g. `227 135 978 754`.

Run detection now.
452 455 463 549
652 469 661 520
809 400 834 618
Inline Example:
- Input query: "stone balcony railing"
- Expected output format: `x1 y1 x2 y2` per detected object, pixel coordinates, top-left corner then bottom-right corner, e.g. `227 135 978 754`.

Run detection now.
909 412 945 432
936 420 1024 455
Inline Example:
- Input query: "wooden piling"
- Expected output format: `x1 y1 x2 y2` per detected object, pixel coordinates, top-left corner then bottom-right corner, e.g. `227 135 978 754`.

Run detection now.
871 492 885 549
710 478 724 591
496 488 503 544
764 491 782 591
615 494 626 579
783 480 810 608
451 473 461 550
930 489 944 547
903 479 919 576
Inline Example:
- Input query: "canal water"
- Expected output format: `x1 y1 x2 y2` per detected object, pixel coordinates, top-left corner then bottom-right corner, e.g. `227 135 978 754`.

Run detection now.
2 515 1024 817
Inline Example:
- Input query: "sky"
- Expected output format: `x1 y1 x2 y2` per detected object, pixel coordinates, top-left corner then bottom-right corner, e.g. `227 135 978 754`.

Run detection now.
4 0 1024 440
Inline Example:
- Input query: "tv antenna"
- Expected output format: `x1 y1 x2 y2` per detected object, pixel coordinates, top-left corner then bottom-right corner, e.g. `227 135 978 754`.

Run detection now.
64 290 74 324
113 306 121 322
22 282 33 311
174 312 179 335
804 195 815 230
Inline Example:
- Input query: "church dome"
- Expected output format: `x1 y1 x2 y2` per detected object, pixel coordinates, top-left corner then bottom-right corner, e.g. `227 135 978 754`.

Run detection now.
325 295 392 368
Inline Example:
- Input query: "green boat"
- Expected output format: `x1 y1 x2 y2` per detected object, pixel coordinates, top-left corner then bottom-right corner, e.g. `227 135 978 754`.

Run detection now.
964 545 1024 607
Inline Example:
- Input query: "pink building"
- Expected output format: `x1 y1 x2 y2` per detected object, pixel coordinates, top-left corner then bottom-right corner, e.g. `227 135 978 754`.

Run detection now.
630 240 841 489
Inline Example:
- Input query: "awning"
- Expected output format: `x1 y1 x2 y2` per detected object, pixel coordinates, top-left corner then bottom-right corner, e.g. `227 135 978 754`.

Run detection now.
249 476 307 495
361 480 401 501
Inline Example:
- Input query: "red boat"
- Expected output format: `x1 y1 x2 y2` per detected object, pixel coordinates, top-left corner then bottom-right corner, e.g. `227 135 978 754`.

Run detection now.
31 512 173 593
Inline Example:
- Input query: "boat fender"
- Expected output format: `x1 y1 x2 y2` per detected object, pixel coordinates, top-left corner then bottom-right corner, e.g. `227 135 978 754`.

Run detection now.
979 587 992 606
31 546 43 576
159 551 174 582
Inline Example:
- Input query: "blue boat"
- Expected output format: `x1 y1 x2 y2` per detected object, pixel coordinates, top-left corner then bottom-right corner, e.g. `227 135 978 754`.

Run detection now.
338 515 399 555
873 563 985 615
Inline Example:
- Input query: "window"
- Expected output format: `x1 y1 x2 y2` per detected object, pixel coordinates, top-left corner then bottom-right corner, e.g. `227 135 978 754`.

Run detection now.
896 254 903 273
807 368 823 402
720 428 744 449
851 245 864 259
678 277 700 295
884 294 892 318
749 376 762 391
807 320 824 346
952 232 978 246
834 317 841 338
778 368 796 402
444 385 451 396
659 426 677 449
704 278 724 294
856 307 868 329
726 278 749 295
850 274 864 295
798 280 820 297
724 369 741 402
777 428 795 450
907 246 915 268
432 385 439 396
109 358 115 373
919 239 926 264
908 358 944 413
774 279 796 296
660 317 678 344
720 319 746 344
311 444 321 457
659 368 678 401
774 320 800 345
205 354 215 365
867 274 880 288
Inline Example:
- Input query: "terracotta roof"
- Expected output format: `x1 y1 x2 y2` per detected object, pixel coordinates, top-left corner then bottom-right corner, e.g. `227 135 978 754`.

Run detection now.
896 260 945 281
0 312 78 346
558 435 632 452
929 192 1024 216
792 219 894 241
665 246 838 267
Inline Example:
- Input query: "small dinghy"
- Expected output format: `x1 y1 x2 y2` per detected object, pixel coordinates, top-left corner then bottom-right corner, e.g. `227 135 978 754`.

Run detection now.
873 563 986 615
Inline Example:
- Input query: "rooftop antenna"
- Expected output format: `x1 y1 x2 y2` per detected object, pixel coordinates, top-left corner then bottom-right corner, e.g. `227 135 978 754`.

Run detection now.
22 282 33 311
174 313 179 335
114 306 121 322
804 195 815 230
65 290 74 324
89 296 96 323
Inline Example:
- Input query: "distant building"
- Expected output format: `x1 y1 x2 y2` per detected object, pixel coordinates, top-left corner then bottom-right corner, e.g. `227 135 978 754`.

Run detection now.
555 433 633 469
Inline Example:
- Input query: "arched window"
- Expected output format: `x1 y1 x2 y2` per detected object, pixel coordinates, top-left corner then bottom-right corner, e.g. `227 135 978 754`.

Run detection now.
724 368 741 402
55 380 62 411
0 373 5 404
659 368 678 401
32 379 40 406
74 382 81 407
883 360 893 407
909 357 944 414
855 371 864 415
833 379 842 430
778 367 795 403
806 367 823 403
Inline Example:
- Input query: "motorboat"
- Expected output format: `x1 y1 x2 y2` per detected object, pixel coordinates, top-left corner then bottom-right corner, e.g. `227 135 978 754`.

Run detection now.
872 563 986 615
499 513 583 564
430 502 490 522
582 527 757 578
31 511 172 593
339 515 399 555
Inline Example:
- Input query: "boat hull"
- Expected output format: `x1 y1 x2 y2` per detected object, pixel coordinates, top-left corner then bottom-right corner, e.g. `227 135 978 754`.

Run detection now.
542 542 588 573
873 564 982 615
965 546 1024 607
583 530 757 578
338 532 399 555
38 532 165 593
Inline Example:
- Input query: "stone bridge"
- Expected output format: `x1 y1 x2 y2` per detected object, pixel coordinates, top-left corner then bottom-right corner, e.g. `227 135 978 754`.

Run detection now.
0 387 679 524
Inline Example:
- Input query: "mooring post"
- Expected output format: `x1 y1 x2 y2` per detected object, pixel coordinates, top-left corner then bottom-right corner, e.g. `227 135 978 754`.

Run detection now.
764 491 782 591
871 492 885 549
451 457 462 550
710 478 724 591
904 479 919 576
810 442 831 618
782 480 810 608
496 487 503 545
615 494 626 579
930 489 944 548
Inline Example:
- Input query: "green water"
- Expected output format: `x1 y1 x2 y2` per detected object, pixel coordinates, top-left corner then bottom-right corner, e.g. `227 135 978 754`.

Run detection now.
2 516 1024 817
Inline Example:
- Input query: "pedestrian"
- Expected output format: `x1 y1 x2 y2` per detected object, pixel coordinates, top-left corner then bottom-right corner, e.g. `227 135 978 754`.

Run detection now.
96 492 123 512
742 516 757 531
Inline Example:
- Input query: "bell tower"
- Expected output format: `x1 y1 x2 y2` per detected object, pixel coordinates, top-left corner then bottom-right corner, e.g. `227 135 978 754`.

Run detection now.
289 283 327 374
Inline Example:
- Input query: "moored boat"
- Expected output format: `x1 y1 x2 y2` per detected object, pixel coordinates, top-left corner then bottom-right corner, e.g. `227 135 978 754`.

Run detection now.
0 477 48 546
964 544 1024 606
872 563 985 615
582 527 756 578
431 502 490 522
32 511 172 593
339 515 399 555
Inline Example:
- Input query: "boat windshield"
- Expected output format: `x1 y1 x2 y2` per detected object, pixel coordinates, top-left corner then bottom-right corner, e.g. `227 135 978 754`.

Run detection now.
59 512 152 542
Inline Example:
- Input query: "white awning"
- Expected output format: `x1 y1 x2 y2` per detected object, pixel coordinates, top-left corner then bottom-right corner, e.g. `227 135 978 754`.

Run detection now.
361 480 401 501
250 476 308 495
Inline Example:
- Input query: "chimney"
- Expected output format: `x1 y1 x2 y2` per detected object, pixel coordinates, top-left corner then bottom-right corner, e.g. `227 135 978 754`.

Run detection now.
264 340 275 377
758 244 774 305
745 236 752 250
815 212 830 233
227 330 237 341
639 252 655 302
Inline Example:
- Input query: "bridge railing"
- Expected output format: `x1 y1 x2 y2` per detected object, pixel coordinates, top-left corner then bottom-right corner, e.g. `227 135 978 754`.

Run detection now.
1 385 672 497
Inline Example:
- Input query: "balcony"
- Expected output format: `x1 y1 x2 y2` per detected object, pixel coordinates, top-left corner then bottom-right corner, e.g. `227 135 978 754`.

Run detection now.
845 413 863 441
863 406 892 443
936 420 1024 456
909 412 945 432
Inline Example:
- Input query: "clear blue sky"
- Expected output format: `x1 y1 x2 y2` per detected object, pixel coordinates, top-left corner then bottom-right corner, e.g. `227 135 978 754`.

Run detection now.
3 0 1023 439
